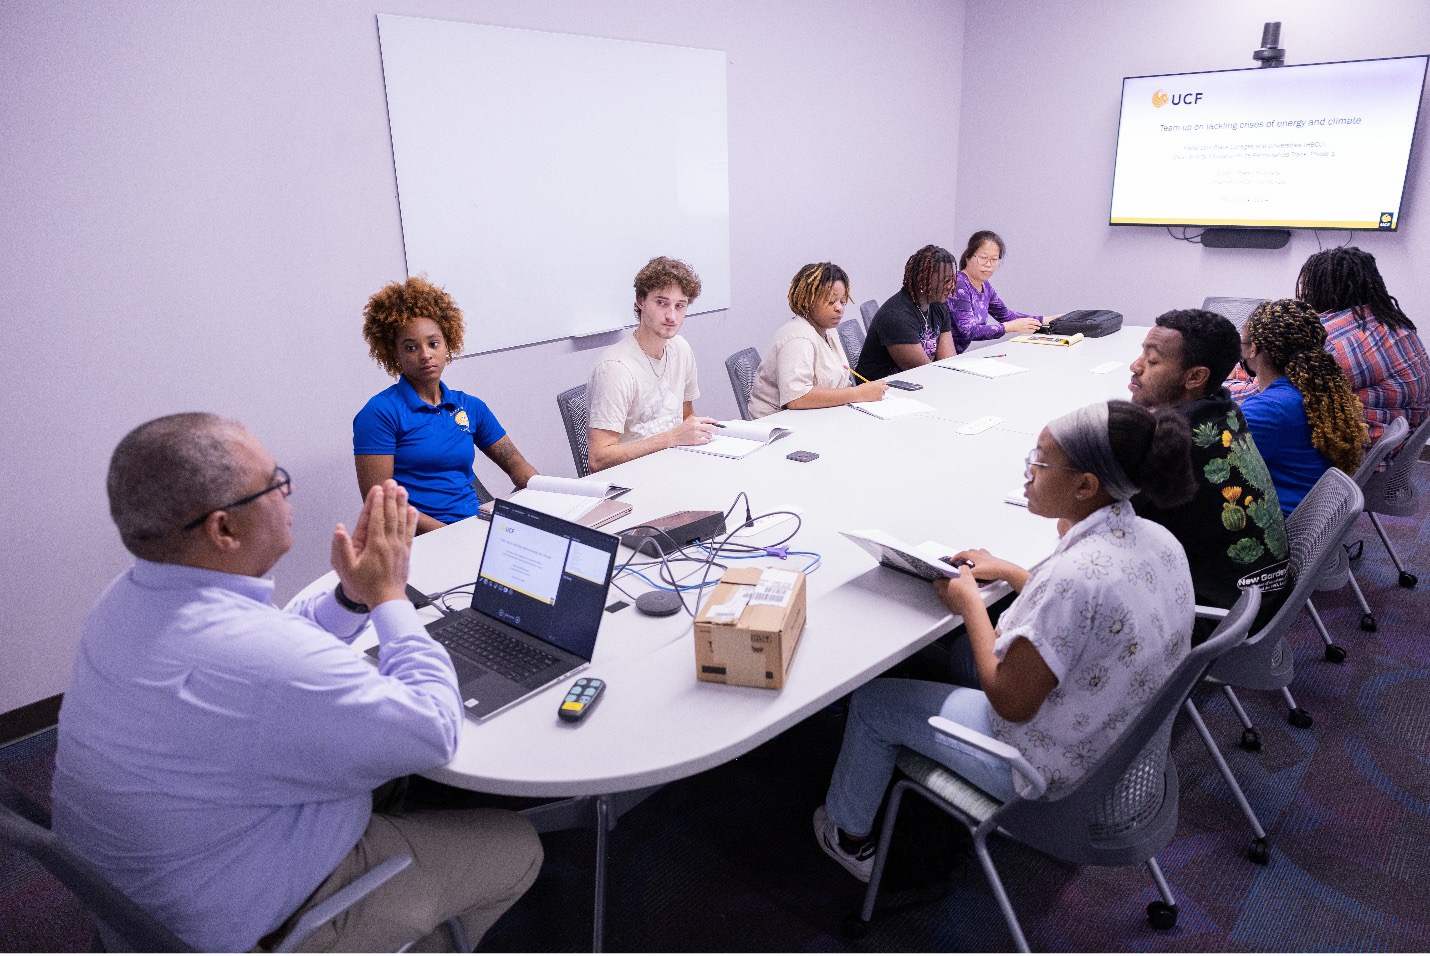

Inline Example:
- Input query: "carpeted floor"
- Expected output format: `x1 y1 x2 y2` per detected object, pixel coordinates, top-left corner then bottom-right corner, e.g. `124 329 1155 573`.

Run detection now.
4 469 1428 952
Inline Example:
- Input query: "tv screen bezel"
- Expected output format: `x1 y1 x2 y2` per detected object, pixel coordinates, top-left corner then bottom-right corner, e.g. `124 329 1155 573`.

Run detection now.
1107 54 1429 232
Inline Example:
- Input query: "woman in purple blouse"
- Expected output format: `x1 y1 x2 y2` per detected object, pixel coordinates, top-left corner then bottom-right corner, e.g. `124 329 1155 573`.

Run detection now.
948 231 1059 353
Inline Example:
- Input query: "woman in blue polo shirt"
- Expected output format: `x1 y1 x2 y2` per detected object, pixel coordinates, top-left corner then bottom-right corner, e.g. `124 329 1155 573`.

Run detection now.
354 277 538 533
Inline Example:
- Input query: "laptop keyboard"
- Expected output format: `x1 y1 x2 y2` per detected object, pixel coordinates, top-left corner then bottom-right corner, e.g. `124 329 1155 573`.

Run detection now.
438 616 559 682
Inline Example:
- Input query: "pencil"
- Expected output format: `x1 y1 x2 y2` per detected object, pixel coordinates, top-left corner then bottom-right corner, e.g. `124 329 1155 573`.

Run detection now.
845 366 871 383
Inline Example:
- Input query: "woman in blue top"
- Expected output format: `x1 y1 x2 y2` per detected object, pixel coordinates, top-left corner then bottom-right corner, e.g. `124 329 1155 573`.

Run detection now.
354 277 538 533
947 231 1062 353
1239 298 1365 515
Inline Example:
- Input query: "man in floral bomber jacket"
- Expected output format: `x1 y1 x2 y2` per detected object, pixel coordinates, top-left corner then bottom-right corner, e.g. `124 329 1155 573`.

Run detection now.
1127 309 1290 641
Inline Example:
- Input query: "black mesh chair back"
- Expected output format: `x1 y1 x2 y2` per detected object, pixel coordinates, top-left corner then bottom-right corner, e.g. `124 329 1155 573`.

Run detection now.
470 475 494 505
858 298 879 330
724 348 760 421
836 317 866 371
1209 468 1362 689
0 774 193 951
1201 296 1267 330
556 384 592 477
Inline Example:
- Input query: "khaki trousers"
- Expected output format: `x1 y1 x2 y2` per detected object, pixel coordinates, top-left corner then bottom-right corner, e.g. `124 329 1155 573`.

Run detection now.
264 804 542 952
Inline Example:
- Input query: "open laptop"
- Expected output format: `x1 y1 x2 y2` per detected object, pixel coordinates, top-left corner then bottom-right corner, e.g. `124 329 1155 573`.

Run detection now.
370 498 619 721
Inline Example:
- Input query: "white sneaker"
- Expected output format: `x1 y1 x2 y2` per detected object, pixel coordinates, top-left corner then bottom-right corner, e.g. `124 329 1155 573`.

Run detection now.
813 805 875 883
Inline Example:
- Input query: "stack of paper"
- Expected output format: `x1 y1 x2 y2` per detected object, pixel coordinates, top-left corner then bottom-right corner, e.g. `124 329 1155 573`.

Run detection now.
938 357 1028 378
849 397 936 420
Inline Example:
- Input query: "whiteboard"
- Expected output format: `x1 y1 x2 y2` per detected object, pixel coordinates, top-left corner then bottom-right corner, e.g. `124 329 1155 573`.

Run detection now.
377 15 732 355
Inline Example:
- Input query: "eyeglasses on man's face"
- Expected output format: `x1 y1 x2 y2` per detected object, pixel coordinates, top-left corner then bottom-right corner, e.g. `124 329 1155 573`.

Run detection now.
182 466 292 531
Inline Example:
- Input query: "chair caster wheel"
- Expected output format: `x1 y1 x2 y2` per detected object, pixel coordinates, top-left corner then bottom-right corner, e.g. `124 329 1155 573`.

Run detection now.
1288 708 1313 729
1400 572 1418 589
1359 614 1376 633
842 916 870 939
1325 643 1347 663
1248 837 1271 865
1146 900 1178 930
1240 728 1262 752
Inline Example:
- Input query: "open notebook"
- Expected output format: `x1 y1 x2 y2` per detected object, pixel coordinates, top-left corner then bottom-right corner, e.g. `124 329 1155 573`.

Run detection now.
936 357 1028 378
849 397 936 420
478 475 632 528
679 420 792 459
840 529 963 581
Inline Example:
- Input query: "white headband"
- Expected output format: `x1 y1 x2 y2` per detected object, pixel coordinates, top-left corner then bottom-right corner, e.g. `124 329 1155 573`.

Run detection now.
1046 402 1139 501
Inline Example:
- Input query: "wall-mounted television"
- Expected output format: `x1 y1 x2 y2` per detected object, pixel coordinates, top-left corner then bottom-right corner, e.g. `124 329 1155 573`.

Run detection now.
1109 55 1427 231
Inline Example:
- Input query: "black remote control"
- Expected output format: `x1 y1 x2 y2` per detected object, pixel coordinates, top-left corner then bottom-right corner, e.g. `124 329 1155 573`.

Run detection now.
558 677 605 723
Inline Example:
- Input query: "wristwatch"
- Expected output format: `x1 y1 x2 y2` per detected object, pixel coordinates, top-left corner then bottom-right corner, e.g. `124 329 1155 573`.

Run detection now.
333 583 371 615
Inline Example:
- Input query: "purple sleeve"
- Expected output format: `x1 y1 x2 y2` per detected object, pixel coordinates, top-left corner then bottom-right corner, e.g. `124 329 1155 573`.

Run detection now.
984 282 1039 324
947 279 1004 352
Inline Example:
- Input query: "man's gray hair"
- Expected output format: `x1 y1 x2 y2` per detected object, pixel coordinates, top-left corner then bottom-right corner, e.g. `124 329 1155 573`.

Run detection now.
107 413 251 559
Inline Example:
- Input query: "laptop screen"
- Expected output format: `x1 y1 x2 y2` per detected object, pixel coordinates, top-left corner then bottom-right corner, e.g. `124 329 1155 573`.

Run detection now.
470 499 618 660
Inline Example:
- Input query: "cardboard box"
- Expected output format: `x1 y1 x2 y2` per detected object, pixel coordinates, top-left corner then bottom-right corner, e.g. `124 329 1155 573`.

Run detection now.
694 566 806 689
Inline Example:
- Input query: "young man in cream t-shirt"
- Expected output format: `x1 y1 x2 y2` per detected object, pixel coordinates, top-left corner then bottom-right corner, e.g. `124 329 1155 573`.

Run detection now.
586 256 717 472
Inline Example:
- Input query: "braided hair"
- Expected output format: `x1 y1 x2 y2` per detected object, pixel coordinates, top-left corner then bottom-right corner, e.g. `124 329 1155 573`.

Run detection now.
787 262 852 319
902 245 956 302
1245 299 1366 474
1296 247 1415 333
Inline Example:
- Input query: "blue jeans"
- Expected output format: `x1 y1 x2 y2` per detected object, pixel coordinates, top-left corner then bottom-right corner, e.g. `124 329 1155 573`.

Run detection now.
825 678 1017 838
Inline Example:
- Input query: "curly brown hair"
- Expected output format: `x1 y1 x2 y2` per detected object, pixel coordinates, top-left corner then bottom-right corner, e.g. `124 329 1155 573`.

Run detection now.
787 262 852 319
1246 298 1366 474
361 276 466 378
633 256 702 319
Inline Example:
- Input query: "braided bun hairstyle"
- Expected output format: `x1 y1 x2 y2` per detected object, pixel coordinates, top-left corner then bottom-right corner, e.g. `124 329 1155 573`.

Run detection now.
1245 299 1366 474
1106 400 1197 508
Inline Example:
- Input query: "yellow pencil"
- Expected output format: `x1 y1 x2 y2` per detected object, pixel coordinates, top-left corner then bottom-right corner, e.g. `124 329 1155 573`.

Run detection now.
845 366 871 383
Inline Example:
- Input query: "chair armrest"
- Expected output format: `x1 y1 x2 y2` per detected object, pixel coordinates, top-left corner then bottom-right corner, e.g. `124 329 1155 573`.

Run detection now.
273 854 413 952
928 715 1047 799
1195 604 1229 621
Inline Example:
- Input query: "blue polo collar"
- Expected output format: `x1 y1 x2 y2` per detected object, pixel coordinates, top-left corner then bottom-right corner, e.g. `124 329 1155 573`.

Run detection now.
396 375 454 411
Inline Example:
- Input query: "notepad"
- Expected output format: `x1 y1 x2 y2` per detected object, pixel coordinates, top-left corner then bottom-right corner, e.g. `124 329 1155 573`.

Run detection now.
849 397 937 420
1090 361 1126 375
938 357 1028 378
679 420 792 459
1011 332 1084 347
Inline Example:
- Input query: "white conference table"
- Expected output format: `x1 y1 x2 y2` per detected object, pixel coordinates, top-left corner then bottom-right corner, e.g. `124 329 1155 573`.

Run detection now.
297 325 1148 949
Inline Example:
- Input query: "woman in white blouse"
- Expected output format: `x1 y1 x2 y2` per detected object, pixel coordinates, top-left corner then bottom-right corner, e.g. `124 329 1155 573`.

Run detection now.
747 262 889 419
814 399 1199 881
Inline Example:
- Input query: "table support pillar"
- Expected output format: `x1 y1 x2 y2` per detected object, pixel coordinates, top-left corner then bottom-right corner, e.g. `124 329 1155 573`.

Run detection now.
593 795 613 952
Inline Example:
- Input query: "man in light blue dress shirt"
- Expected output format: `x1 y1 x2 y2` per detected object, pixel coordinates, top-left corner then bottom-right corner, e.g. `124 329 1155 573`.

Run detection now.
51 413 542 951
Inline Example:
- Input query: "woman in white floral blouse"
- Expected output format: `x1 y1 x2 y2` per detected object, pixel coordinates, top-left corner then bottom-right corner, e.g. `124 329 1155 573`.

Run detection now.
815 399 1199 882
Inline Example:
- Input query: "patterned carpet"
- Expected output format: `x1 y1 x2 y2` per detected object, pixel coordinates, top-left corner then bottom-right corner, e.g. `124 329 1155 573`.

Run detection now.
3 469 1427 952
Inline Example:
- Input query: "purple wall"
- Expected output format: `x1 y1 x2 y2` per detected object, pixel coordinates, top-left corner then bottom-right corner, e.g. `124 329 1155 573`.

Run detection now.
0 0 967 712
953 0 1430 335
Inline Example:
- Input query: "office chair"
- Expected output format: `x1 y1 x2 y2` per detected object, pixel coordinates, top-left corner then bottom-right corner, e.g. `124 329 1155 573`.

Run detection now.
1200 296 1267 330
858 298 879 330
1203 467 1363 751
847 590 1261 952
470 474 494 505
836 317 866 371
0 773 457 952
556 384 592 477
1360 413 1430 589
724 348 760 421
1311 416 1408 650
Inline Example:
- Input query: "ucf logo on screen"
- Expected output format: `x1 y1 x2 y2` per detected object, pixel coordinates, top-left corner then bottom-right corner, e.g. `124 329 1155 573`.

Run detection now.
1152 89 1203 107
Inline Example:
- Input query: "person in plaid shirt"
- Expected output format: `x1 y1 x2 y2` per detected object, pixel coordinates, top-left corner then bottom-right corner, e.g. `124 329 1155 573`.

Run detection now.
1227 248 1428 458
